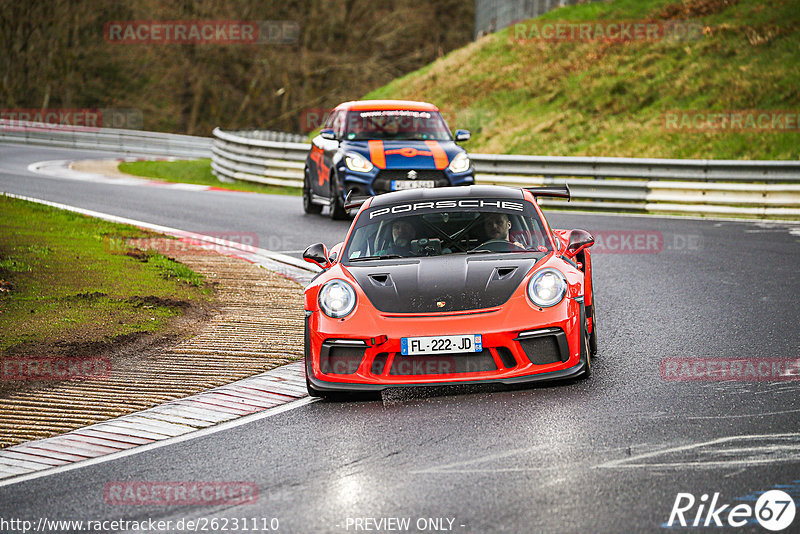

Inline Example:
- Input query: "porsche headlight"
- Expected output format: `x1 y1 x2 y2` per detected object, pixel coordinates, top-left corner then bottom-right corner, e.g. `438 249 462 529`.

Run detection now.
345 152 374 173
448 152 471 174
527 269 567 308
319 280 357 318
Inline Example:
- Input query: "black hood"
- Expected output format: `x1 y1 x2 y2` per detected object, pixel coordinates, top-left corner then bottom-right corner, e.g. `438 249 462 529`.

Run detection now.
347 255 541 313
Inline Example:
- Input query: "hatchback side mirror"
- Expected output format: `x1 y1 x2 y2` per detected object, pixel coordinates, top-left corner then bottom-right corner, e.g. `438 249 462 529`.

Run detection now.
565 229 594 259
320 128 337 141
454 129 471 142
303 243 330 269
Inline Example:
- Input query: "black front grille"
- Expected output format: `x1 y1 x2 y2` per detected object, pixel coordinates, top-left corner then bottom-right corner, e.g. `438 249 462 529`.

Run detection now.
372 170 450 194
389 349 497 375
320 342 366 375
517 332 568 365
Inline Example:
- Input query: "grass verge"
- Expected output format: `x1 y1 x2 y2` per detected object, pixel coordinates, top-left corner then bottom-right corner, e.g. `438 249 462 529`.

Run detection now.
118 159 302 196
0 195 212 356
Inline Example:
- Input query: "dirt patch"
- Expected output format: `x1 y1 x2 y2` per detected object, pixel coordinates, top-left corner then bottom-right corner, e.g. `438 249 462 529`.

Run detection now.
127 295 194 309
658 0 740 19
70 158 137 179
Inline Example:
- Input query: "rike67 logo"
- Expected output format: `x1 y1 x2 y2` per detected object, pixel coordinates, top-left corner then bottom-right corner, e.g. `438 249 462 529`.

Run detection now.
667 490 796 531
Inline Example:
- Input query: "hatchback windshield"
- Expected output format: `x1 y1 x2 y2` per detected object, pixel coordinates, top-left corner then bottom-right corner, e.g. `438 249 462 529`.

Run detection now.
344 110 452 141
344 200 552 262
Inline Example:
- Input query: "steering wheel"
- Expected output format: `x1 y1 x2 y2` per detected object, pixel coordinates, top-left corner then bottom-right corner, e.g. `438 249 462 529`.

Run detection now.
472 239 526 252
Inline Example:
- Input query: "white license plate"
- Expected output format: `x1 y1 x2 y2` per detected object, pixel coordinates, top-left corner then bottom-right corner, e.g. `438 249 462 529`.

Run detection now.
401 334 482 356
391 180 435 190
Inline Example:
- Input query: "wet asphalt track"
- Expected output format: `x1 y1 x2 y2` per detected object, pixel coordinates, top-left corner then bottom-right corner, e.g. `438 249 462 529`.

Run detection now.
1 143 799 533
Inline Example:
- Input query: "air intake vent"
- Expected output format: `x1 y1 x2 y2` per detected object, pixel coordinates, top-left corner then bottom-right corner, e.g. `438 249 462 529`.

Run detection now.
320 342 366 375
494 267 517 280
368 274 391 286
515 330 569 365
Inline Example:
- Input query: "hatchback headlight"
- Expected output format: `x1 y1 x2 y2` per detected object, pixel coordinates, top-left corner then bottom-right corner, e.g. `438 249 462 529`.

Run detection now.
527 269 567 308
345 152 374 173
447 152 471 174
319 280 357 318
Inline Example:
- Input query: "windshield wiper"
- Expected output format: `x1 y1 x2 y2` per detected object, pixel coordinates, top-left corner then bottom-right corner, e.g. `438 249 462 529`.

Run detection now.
349 254 404 262
466 248 531 254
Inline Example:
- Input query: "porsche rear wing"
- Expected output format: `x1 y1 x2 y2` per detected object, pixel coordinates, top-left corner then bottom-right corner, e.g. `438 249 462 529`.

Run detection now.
525 185 571 201
344 190 371 210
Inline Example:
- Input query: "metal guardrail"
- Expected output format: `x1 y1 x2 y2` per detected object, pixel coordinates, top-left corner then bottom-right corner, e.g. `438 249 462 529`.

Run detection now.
5 120 797 218
211 128 800 218
0 119 213 159
211 128 306 187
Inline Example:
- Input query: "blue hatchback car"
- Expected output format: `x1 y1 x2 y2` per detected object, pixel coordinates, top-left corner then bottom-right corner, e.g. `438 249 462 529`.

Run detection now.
303 100 474 219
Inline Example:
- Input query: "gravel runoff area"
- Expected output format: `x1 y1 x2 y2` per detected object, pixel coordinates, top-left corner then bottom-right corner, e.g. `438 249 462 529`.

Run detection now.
0 238 305 448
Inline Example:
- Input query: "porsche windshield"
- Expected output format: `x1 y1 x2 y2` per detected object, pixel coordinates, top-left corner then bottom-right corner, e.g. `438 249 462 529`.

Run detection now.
344 110 452 141
344 201 552 262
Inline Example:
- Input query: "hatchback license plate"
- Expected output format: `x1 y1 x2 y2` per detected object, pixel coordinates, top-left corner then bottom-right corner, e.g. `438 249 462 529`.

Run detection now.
391 180 435 190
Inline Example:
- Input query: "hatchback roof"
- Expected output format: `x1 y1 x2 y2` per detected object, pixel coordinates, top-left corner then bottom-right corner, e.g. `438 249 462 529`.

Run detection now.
333 100 439 112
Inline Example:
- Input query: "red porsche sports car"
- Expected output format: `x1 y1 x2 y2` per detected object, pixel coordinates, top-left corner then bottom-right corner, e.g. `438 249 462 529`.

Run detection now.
302 185 596 397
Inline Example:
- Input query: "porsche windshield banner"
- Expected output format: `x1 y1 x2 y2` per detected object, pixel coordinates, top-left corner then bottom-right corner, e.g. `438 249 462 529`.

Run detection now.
365 199 528 220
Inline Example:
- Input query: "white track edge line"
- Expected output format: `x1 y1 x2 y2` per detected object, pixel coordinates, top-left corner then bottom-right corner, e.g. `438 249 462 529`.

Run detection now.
0 396 317 488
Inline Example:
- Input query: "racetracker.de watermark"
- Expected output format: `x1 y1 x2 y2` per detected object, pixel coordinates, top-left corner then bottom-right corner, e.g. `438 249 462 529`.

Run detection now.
664 110 800 132
0 108 142 132
660 358 800 381
104 481 258 506
1 357 111 381
512 20 702 42
300 107 330 132
105 233 260 256
589 231 702 254
104 20 299 45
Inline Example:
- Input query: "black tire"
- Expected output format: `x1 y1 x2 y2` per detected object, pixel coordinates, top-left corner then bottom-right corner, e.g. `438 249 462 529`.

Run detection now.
303 171 322 214
328 172 349 220
579 317 592 380
589 281 598 356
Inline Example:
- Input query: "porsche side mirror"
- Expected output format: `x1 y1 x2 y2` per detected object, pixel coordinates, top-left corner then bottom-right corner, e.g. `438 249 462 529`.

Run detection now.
320 128 337 141
565 229 594 259
303 242 330 269
454 129 471 142
328 242 344 263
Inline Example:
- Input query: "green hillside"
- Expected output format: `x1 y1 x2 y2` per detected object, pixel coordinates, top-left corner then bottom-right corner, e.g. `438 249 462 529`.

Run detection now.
365 0 800 159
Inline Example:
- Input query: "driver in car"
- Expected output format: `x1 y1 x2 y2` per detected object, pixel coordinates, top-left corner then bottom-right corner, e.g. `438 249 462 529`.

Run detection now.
482 213 525 249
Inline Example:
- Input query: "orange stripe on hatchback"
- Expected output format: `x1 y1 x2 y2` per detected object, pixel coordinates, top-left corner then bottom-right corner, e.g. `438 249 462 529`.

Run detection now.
368 140 386 169
424 140 449 170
